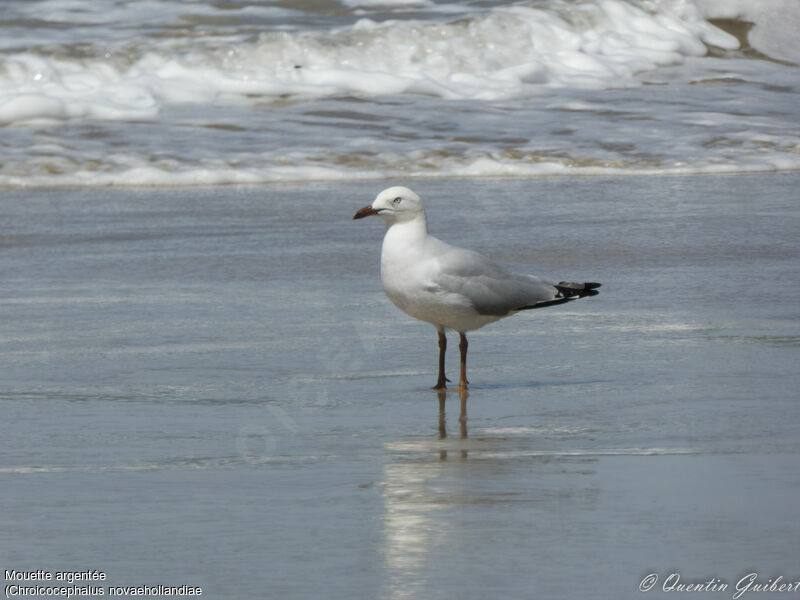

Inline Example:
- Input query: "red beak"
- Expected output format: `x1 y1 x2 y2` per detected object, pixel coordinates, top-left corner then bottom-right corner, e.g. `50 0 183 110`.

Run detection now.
353 205 380 220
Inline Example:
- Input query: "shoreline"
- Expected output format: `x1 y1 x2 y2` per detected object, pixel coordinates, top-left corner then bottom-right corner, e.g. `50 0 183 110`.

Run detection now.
3 164 800 192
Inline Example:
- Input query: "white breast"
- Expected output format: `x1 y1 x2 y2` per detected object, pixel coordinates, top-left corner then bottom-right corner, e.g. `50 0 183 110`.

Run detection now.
379 220 500 332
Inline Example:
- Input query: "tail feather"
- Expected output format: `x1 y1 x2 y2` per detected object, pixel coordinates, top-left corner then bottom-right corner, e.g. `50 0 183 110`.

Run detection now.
517 281 601 311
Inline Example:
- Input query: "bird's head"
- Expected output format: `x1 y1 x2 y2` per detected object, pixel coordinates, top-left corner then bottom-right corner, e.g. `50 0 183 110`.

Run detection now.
353 186 424 224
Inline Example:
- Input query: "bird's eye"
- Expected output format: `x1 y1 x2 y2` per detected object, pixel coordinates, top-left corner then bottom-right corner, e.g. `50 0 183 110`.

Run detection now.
392 197 402 206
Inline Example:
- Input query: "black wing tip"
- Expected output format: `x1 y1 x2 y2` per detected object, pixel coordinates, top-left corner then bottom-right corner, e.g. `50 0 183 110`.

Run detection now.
516 281 601 311
555 281 601 298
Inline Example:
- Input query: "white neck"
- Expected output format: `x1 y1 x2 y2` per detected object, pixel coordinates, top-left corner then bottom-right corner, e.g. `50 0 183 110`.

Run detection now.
387 210 427 233
381 211 429 258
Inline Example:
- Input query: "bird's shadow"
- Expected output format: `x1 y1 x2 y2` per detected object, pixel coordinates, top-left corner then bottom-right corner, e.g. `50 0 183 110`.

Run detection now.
448 378 612 392
432 379 615 461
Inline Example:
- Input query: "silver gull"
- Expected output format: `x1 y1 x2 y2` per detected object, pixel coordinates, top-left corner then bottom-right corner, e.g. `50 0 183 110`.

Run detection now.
353 186 600 390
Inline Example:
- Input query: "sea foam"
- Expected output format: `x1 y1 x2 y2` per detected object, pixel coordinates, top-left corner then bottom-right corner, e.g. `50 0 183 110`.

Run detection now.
0 0 740 125
1 0 798 187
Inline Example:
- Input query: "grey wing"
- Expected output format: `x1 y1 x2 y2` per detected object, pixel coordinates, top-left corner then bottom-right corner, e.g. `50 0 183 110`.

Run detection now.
429 243 558 316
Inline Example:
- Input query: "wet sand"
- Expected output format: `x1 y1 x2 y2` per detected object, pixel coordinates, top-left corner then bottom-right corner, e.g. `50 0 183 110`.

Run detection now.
2 173 799 598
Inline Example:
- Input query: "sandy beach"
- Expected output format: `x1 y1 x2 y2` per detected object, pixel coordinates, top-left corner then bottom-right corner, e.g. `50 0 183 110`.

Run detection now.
2 173 799 598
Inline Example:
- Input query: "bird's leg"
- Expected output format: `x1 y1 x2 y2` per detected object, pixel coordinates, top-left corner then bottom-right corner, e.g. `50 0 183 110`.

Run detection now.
433 328 448 390
455 332 469 391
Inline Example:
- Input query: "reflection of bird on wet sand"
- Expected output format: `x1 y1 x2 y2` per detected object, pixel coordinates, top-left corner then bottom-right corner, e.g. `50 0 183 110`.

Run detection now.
437 388 469 460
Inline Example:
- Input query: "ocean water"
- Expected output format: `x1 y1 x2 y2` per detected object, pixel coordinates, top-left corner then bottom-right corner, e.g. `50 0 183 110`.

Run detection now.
2 174 800 598
1 0 799 187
